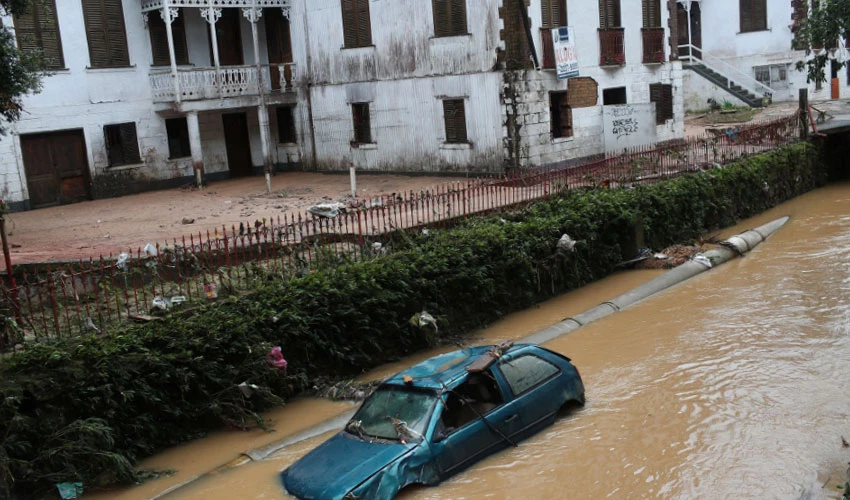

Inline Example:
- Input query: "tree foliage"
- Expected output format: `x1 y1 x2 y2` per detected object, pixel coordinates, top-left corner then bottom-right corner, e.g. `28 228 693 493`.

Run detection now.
0 0 46 134
794 0 850 84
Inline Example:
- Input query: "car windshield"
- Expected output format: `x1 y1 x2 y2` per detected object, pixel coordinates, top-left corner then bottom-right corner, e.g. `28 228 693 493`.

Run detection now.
347 386 438 441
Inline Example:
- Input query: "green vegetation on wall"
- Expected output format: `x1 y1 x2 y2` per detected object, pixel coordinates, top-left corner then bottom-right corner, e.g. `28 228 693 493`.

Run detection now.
0 143 823 498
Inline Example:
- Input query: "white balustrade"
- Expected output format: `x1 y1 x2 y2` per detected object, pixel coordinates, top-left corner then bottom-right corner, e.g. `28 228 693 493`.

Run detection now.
149 64 296 103
142 0 291 12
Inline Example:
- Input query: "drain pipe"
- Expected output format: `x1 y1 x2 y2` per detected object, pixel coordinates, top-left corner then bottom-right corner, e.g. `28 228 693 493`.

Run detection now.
523 216 789 345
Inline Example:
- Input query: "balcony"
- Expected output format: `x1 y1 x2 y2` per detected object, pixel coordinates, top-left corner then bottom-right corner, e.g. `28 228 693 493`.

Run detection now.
149 63 296 104
598 28 625 66
641 28 665 64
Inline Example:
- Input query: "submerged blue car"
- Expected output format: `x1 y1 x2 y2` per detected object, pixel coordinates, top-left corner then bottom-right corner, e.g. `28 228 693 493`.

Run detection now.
280 341 585 500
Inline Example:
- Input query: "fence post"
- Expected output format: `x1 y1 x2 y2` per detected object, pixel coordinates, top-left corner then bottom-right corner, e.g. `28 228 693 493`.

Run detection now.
798 88 809 141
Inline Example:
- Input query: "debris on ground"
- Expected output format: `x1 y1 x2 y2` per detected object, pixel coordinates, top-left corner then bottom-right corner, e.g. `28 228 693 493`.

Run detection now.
307 202 346 218
557 233 577 252
409 310 438 331
635 244 702 270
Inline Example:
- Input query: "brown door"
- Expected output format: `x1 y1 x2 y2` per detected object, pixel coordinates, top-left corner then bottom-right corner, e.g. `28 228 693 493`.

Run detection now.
222 113 253 176
677 2 702 59
264 8 293 91
20 130 91 208
209 8 243 65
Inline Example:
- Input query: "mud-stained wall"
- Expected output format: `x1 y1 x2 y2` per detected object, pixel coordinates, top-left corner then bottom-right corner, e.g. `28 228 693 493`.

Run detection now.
303 0 501 85
309 73 505 173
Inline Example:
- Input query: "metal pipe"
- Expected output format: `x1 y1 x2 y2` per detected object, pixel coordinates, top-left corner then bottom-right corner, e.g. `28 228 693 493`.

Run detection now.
524 216 789 344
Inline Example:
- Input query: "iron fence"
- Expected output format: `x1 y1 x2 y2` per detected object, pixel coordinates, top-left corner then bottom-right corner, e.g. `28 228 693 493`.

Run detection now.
0 112 800 349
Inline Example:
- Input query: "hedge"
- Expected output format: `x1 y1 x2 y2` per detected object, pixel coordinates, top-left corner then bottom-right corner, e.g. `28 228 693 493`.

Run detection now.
0 143 823 498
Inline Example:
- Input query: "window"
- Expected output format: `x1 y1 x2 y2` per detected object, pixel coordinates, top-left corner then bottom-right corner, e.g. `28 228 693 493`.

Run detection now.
649 83 673 124
754 64 788 89
541 0 567 29
739 0 766 33
148 8 188 66
165 118 191 159
82 0 130 68
499 355 559 396
439 372 503 433
433 0 467 37
598 0 621 29
277 106 297 143
104 123 141 166
603 86 627 105
341 0 372 48
642 0 661 28
351 103 372 145
13 0 64 70
442 99 468 143
549 92 573 139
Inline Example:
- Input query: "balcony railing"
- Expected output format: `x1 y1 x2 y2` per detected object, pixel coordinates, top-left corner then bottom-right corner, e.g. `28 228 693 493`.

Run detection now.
149 63 296 103
598 28 625 66
641 28 665 64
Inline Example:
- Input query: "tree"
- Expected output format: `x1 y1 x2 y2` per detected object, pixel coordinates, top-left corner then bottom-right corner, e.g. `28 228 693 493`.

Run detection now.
794 0 850 85
0 0 46 135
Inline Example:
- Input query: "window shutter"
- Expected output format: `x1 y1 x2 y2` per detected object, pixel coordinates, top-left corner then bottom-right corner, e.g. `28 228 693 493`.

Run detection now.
642 0 660 28
753 0 766 31
433 0 448 37
356 0 372 47
149 9 188 66
740 0 765 32
450 0 467 36
600 0 620 28
341 0 357 48
119 123 141 164
650 83 662 124
443 99 467 143
661 84 673 122
82 0 129 67
14 0 64 69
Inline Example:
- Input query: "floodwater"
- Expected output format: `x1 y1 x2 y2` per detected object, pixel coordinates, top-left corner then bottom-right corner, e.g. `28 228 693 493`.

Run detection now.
91 183 850 500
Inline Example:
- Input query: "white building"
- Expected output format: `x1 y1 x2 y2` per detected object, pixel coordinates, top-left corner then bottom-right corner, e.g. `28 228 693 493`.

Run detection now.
0 0 684 212
677 0 849 111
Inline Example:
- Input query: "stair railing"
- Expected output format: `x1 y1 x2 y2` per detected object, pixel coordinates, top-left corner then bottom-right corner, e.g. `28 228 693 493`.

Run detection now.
678 43 775 103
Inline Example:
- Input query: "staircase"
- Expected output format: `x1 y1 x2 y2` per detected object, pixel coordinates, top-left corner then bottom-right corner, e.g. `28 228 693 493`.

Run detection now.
684 63 767 108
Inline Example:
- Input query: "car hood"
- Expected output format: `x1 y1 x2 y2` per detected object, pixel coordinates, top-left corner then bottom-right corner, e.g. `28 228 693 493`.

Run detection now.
281 432 415 500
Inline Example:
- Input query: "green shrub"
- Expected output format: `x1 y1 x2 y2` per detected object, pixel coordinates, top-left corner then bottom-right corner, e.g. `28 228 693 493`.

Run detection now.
0 143 823 498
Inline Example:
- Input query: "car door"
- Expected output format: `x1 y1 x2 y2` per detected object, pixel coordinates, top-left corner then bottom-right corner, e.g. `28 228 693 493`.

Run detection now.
431 371 524 477
495 352 565 440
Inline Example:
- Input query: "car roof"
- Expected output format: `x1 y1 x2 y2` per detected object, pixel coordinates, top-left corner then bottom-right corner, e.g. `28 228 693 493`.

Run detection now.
383 343 535 390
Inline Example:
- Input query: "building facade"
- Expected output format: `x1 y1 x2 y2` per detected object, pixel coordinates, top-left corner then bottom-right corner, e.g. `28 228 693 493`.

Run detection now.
678 0 850 111
0 0 684 212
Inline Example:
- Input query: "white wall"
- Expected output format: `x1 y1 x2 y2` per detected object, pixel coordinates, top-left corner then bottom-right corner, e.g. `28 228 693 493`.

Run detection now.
694 0 850 103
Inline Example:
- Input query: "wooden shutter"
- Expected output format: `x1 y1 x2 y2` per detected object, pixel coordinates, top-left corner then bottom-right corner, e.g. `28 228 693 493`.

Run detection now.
649 83 662 124
342 0 371 48
542 0 567 29
740 0 766 32
13 0 65 69
119 123 141 165
599 0 621 28
443 99 467 143
559 99 572 138
82 0 129 68
450 0 466 36
433 0 448 37
149 9 188 66
642 0 661 28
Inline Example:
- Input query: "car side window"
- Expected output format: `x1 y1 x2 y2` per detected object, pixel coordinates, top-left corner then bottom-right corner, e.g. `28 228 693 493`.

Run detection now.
499 354 560 397
438 371 504 435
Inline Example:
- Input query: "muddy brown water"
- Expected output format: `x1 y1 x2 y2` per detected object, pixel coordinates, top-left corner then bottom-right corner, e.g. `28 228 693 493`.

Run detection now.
89 183 850 500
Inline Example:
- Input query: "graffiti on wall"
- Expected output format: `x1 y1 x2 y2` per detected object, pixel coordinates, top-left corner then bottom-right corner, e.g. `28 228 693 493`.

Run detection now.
603 104 657 152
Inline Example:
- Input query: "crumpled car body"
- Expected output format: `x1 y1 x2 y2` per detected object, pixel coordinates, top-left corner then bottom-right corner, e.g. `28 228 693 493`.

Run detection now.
280 343 584 500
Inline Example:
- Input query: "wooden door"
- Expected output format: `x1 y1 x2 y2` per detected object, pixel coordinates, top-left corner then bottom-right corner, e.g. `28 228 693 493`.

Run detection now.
20 130 91 208
265 8 293 91
209 8 243 66
222 113 253 177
